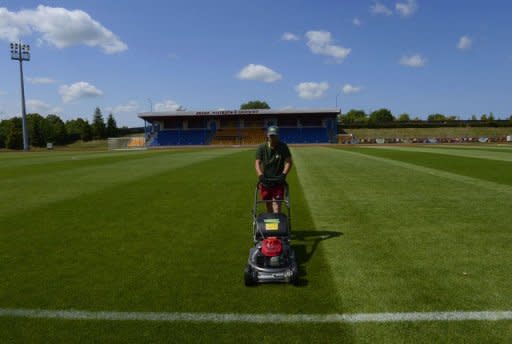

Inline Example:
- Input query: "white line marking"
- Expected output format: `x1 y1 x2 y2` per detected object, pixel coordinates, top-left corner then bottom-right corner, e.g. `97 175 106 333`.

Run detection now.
1 308 511 323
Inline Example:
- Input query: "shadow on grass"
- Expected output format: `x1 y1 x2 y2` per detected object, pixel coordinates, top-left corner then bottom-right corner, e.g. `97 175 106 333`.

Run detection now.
291 230 343 286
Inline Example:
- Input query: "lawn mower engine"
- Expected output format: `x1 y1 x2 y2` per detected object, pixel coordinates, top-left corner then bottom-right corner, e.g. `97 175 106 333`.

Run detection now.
245 233 298 285
260 237 285 268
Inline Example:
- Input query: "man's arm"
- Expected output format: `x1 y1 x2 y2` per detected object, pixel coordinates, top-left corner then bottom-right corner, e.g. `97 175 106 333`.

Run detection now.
255 145 264 177
255 159 264 177
282 143 292 176
283 157 292 175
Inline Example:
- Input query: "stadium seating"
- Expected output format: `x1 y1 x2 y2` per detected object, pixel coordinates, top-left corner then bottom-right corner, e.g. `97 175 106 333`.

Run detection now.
127 137 145 148
211 128 266 145
279 127 329 143
210 127 331 145
149 129 213 146
151 127 331 146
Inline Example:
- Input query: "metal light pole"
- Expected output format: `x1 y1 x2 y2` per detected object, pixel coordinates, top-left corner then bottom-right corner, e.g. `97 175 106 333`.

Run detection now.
10 41 31 151
145 98 153 139
335 91 341 109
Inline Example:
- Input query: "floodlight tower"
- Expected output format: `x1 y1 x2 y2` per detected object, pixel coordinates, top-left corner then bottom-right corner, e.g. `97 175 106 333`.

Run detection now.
10 41 31 151
335 91 341 109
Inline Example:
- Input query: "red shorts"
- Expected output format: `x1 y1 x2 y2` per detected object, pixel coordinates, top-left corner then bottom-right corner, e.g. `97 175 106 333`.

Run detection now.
259 183 284 201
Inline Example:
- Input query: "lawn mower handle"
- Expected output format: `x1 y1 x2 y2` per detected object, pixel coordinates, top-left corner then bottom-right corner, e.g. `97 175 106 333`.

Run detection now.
257 176 288 186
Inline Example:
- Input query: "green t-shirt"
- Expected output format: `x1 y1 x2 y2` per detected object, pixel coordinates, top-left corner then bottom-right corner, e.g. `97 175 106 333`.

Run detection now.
255 141 291 178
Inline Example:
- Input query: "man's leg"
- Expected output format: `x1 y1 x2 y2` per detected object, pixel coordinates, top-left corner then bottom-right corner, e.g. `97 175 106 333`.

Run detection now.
259 184 273 212
272 199 281 213
272 185 285 213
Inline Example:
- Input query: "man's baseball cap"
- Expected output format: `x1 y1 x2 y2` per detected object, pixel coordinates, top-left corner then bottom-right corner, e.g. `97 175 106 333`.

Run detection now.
267 125 279 136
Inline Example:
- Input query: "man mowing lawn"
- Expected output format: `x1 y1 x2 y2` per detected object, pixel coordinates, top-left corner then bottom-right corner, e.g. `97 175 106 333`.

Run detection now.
255 125 292 213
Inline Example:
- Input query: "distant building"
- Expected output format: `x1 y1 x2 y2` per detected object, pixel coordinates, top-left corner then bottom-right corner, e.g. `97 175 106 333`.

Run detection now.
138 108 340 146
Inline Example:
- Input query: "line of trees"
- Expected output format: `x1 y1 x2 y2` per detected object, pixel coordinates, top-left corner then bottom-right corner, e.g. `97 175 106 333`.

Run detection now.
0 107 121 149
340 108 512 127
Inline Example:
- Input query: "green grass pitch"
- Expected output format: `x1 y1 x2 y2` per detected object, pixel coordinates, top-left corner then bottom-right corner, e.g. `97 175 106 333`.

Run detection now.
1 145 511 343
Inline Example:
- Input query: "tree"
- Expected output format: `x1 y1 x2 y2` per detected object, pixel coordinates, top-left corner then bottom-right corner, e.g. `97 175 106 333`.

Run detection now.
106 113 119 137
240 100 270 109
65 119 80 141
44 114 68 144
92 107 106 139
5 117 23 149
341 109 367 123
480 114 488 121
0 119 7 148
489 112 495 121
369 108 394 123
27 113 46 147
82 121 93 141
471 115 477 121
397 113 410 122
427 113 446 121
66 118 92 142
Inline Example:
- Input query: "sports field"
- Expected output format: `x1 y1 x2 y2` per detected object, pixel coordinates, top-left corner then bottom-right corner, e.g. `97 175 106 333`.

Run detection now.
1 145 511 343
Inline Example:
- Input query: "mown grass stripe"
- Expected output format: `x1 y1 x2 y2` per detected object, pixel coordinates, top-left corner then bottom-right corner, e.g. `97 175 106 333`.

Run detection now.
292 147 512 315
340 148 512 194
367 146 512 162
1 308 511 323
0 148 246 217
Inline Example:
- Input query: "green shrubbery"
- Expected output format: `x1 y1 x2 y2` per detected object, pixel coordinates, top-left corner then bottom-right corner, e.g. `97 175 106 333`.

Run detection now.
0 107 123 149
339 108 512 129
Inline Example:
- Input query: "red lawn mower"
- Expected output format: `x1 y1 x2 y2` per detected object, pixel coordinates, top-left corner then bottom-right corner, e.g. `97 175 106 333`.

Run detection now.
244 179 299 286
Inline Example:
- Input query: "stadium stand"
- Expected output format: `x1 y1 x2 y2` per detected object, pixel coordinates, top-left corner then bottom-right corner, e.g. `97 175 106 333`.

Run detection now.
150 129 213 146
211 128 267 145
138 109 340 146
279 127 329 143
127 137 145 148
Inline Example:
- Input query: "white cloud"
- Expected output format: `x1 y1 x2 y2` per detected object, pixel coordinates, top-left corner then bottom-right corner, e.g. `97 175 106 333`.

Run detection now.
236 64 282 83
371 2 393 16
0 5 127 54
59 81 103 103
457 35 472 50
26 99 62 114
342 84 362 94
353 17 362 26
0 8 32 40
305 31 351 63
399 54 426 67
295 82 329 100
106 100 139 114
154 100 186 112
281 32 300 41
396 0 417 17
0 90 7 96
27 77 57 84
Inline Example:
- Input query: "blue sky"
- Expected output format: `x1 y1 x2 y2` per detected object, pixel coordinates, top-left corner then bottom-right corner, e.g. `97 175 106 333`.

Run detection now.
1 0 511 127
